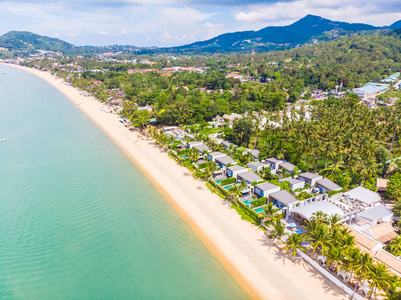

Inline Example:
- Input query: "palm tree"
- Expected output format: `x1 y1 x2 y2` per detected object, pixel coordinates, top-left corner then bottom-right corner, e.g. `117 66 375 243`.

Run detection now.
283 233 305 257
342 248 361 283
228 184 242 204
306 224 332 255
354 252 373 284
263 202 281 224
268 219 287 244
327 246 345 273
367 263 391 299
327 214 342 227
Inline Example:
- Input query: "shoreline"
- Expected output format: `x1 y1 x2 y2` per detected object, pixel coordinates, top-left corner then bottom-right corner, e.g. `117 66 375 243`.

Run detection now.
4 63 347 300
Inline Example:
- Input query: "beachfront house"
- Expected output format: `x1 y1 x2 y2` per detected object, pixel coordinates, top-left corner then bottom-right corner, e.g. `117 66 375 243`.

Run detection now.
254 182 281 198
315 178 342 193
265 158 284 173
187 141 204 149
215 156 237 169
237 171 263 186
298 172 323 186
278 162 297 174
247 149 260 160
226 165 248 179
207 152 226 162
361 222 398 244
193 144 210 154
279 178 305 191
288 201 344 223
344 186 381 208
269 190 297 210
247 162 269 173
356 205 394 226
222 140 238 150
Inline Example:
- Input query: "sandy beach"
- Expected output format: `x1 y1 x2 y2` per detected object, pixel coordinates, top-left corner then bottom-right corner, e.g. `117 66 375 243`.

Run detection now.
5 63 348 300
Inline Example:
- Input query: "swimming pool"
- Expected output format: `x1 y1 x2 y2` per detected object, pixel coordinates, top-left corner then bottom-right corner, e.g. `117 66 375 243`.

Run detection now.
223 184 233 190
215 179 222 185
295 230 302 234
243 200 254 207
254 207 266 215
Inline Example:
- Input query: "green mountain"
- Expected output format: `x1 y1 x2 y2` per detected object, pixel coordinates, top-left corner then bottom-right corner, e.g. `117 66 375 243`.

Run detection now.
0 31 77 53
390 20 401 30
169 15 382 53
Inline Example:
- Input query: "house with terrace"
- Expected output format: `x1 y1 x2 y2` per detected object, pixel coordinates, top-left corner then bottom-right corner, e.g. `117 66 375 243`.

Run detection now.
226 165 248 179
265 158 284 174
315 178 342 193
254 182 281 198
269 190 298 210
215 156 237 169
193 144 210 154
247 162 269 173
187 141 204 149
287 198 344 223
298 172 323 186
279 178 305 191
207 152 226 162
278 162 297 174
356 204 394 226
344 186 381 208
237 171 263 186
247 149 260 160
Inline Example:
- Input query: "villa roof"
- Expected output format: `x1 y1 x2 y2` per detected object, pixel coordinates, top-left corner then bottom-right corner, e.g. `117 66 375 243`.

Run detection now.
280 177 304 185
215 156 237 166
366 223 398 244
193 144 210 153
187 141 203 146
237 171 263 183
358 205 393 223
279 162 296 171
227 165 247 172
265 157 284 164
298 172 323 180
348 227 380 255
270 190 297 206
222 140 237 148
316 178 342 191
375 251 401 276
377 178 389 192
247 162 267 168
247 149 260 158
290 201 344 221
255 182 280 192
345 186 381 204
208 152 226 158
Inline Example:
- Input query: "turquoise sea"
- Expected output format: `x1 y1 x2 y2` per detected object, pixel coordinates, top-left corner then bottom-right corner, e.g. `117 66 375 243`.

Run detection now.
0 65 247 300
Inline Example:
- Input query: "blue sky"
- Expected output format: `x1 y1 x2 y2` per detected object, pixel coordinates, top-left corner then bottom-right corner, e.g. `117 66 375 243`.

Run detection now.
0 0 400 47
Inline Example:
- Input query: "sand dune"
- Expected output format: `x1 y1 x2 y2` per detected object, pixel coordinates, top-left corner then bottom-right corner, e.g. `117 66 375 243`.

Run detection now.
5 63 347 300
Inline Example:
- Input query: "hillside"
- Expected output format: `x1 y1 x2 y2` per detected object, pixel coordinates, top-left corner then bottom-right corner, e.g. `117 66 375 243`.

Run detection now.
0 31 77 53
169 15 383 53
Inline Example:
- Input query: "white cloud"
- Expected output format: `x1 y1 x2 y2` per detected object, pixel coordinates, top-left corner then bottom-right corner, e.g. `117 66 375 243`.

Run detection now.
99 31 109 35
121 29 127 34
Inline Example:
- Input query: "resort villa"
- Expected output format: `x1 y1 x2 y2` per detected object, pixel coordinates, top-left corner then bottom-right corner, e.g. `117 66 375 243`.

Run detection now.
237 171 263 186
254 182 281 198
344 186 381 208
269 190 298 210
298 172 323 186
222 140 238 149
279 177 305 190
193 144 210 153
226 165 248 179
187 141 204 148
315 178 342 193
207 152 227 162
215 156 237 169
265 158 284 173
247 162 269 173
355 205 394 226
278 162 297 174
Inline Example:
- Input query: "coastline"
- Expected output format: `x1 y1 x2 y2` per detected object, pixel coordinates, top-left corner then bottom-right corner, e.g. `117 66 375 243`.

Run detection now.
4 63 347 300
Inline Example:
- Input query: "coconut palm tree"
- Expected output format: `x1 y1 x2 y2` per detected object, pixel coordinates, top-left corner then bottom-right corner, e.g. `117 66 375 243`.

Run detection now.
306 224 332 255
367 263 391 299
354 252 373 284
268 219 287 244
228 184 242 204
327 246 345 273
283 233 305 257
263 202 281 224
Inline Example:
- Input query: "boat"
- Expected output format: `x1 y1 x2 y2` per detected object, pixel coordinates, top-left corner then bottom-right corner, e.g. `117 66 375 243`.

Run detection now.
1 138 6 142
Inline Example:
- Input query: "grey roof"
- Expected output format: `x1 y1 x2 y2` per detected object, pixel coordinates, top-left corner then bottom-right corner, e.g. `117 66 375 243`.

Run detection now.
265 157 283 164
290 201 344 221
344 186 381 204
187 141 203 146
279 162 296 172
194 144 210 152
255 182 280 192
358 205 393 222
299 172 323 180
215 156 237 166
222 141 237 148
208 152 226 158
280 177 304 185
270 190 297 206
247 149 260 158
316 178 341 191
247 162 267 168
237 171 263 183
227 165 248 172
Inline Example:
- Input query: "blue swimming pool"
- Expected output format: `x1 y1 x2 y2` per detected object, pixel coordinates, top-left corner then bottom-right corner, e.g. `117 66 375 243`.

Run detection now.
243 200 253 207
215 179 222 185
254 207 266 215
223 184 233 190
295 230 302 234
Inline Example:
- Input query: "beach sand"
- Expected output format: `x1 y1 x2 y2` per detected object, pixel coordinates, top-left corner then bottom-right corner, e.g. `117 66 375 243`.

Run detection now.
6 63 348 300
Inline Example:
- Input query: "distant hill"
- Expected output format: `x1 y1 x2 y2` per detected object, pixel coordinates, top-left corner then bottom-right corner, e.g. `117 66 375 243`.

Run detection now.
169 15 382 53
390 20 401 30
0 31 77 53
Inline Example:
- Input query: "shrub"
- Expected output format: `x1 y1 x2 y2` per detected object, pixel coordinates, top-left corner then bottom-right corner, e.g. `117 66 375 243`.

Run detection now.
252 197 267 207
220 177 236 186
209 179 228 196
198 162 208 169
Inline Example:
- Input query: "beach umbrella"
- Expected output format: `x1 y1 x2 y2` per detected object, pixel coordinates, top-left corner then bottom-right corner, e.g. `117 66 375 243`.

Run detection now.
337 270 350 280
288 222 297 228
358 285 370 296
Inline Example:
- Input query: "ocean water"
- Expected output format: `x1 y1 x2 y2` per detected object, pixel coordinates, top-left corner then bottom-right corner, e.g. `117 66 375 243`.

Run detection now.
0 65 247 300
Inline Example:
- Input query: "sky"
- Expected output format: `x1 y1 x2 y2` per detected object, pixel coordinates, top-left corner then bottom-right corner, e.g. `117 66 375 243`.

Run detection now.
0 0 401 47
